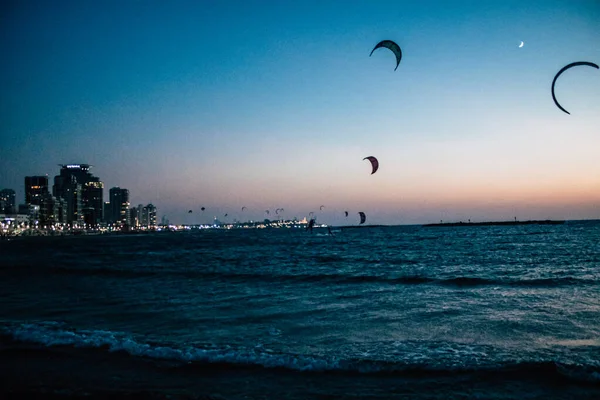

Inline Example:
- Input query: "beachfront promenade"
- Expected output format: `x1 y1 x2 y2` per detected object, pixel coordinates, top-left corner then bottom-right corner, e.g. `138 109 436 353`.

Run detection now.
0 218 320 238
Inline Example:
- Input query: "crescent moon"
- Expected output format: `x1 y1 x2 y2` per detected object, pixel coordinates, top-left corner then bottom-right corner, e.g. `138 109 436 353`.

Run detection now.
551 61 599 115
519 41 524 48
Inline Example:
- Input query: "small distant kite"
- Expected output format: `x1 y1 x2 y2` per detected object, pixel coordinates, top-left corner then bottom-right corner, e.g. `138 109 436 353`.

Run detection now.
518 41 524 48
188 210 193 213
201 207 205 211
265 210 270 215
363 156 379 175
344 211 349 217
224 213 228 217
551 61 599 115
320 205 325 210
358 212 366 225
370 40 402 71
241 206 247 211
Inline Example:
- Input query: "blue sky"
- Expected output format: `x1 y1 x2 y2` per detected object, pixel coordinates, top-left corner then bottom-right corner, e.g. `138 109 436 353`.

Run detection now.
1 0 599 224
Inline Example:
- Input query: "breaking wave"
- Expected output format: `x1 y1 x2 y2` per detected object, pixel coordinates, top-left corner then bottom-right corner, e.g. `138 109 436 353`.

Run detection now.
2 321 599 384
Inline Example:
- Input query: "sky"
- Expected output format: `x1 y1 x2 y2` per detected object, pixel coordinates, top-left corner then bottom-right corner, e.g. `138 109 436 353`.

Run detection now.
1 0 599 225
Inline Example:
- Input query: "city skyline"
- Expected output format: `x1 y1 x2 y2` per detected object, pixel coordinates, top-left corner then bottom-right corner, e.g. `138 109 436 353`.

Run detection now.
1 1 599 225
1 162 161 231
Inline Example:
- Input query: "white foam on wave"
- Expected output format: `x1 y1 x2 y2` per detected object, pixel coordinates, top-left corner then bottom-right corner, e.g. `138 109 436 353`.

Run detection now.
546 339 600 347
3 321 599 381
3 321 340 372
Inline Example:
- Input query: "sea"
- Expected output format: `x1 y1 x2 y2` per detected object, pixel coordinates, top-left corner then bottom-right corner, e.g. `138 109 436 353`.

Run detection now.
1 221 600 399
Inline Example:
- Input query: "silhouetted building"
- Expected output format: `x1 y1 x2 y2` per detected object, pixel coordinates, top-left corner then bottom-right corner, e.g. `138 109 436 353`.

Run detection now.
161 215 169 226
82 179 103 226
55 197 68 224
25 176 49 205
24 176 54 226
0 188 16 213
53 175 82 226
148 204 157 227
38 193 60 227
137 204 144 227
20 204 40 225
54 164 104 226
139 204 157 228
109 187 130 227
103 202 111 224
129 207 139 228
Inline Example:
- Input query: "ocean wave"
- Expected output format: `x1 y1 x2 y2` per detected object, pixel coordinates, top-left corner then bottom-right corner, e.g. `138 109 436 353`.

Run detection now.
436 276 594 288
3 264 596 288
2 322 599 384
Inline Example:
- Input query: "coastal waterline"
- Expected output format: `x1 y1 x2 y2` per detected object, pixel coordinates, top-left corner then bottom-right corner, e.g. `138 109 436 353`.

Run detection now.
1 221 600 399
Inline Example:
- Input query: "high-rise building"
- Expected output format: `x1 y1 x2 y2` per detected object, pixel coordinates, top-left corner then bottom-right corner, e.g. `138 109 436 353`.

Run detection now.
137 204 144 226
25 204 40 225
139 205 148 227
109 187 130 227
146 204 157 227
0 188 16 213
83 179 103 226
129 207 138 228
38 193 60 227
103 202 111 224
54 164 104 226
139 203 157 228
24 176 65 227
55 197 68 224
53 175 82 226
25 176 49 205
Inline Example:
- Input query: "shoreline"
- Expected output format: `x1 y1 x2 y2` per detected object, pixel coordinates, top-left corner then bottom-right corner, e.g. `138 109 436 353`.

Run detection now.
4 219 597 241
2 338 600 400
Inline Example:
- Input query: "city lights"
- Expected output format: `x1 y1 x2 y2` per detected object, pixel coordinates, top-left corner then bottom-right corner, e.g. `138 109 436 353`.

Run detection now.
1 163 318 238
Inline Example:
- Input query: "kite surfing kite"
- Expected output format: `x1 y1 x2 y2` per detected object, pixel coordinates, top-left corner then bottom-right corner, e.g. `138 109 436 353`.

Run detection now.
188 210 192 213
201 207 205 211
241 206 247 211
265 210 270 215
551 61 599 115
358 212 366 225
320 205 325 210
370 40 402 71
344 211 349 217
363 156 379 175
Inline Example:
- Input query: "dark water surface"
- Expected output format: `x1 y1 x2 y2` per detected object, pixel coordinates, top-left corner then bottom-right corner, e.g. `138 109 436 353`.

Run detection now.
2 222 600 399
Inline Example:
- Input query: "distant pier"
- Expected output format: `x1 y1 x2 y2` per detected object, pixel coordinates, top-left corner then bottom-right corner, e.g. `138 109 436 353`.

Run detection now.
423 220 565 227
338 225 384 229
